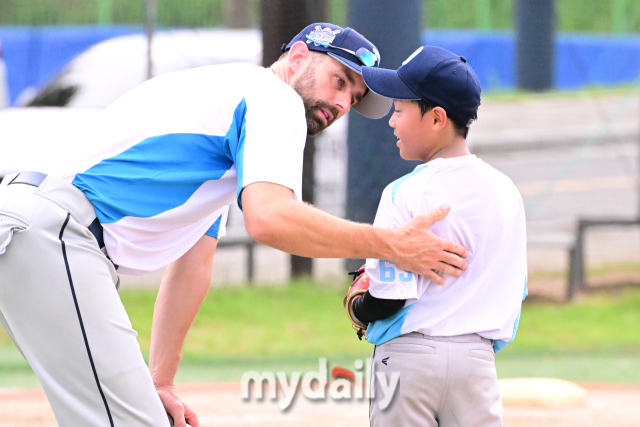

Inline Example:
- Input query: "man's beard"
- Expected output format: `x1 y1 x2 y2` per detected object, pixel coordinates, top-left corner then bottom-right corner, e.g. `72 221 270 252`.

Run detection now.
292 69 339 137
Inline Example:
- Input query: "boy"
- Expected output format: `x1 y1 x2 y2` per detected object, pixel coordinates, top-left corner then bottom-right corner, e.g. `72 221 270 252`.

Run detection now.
344 46 527 426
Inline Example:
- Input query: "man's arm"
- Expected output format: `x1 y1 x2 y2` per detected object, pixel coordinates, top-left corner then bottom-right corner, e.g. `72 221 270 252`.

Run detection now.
242 182 468 285
149 234 217 427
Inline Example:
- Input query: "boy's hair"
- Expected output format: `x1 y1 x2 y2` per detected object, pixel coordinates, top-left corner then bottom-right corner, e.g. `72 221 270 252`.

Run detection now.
416 99 477 139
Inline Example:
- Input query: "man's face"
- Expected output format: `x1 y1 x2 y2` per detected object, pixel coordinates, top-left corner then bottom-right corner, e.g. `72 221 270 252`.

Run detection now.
292 54 368 136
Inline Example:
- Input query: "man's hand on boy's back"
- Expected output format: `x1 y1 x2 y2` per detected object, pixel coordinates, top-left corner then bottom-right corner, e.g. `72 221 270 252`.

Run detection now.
392 203 468 285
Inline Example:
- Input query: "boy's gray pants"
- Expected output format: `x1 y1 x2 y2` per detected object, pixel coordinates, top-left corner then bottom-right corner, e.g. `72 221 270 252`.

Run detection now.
370 332 503 427
0 174 170 426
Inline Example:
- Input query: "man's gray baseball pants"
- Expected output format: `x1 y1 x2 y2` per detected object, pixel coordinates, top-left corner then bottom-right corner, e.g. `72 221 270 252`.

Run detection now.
0 174 170 426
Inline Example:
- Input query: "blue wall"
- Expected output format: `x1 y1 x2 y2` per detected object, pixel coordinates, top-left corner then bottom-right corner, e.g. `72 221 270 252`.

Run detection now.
424 30 640 92
1 26 639 105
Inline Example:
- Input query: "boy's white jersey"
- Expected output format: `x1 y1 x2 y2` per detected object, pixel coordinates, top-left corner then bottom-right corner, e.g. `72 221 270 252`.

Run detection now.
364 155 527 352
60 63 307 275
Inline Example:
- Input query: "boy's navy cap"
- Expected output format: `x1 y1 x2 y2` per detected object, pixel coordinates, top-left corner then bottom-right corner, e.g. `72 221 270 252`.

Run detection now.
283 23 391 119
361 46 481 126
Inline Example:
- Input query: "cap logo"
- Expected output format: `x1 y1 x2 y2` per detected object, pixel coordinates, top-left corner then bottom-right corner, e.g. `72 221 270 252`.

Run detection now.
402 46 424 65
307 25 340 46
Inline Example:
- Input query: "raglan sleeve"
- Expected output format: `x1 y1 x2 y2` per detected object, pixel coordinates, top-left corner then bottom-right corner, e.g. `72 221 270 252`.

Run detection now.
365 184 421 300
234 83 308 209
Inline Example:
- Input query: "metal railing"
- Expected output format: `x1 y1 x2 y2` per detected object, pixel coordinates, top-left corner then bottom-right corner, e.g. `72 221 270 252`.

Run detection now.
567 217 640 300
215 235 258 284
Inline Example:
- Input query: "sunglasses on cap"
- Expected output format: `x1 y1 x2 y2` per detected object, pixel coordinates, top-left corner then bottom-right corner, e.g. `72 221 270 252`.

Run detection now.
305 35 380 68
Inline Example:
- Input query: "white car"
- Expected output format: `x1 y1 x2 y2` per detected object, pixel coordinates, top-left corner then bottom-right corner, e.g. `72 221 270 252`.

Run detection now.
19 28 262 108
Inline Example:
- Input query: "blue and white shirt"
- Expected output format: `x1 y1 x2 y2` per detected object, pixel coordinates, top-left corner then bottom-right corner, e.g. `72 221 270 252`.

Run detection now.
364 155 528 353
61 63 307 275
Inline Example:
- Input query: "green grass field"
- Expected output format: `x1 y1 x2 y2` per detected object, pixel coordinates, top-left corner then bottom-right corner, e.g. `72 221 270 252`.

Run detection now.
0 282 639 388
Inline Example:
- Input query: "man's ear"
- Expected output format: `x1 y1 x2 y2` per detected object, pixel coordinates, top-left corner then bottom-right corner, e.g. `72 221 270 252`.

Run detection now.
431 107 448 130
287 41 311 75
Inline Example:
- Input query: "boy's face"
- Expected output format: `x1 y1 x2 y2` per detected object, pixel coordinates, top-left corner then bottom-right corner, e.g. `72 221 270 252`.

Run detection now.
388 100 433 162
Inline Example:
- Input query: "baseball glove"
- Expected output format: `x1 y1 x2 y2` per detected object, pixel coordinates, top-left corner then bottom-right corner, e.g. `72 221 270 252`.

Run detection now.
343 265 370 340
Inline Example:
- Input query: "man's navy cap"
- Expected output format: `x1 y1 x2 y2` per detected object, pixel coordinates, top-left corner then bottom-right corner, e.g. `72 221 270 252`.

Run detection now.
361 46 481 126
283 23 391 119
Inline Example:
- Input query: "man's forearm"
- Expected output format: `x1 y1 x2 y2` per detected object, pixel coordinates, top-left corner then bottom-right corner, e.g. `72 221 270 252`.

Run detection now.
149 235 216 386
242 182 468 283
247 197 398 261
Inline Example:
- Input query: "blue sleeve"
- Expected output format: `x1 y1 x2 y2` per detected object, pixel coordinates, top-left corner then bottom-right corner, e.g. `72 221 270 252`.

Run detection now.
204 205 230 239
204 215 223 238
492 276 528 353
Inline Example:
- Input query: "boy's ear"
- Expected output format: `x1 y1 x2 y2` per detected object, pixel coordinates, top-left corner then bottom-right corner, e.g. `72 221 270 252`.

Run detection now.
432 107 448 129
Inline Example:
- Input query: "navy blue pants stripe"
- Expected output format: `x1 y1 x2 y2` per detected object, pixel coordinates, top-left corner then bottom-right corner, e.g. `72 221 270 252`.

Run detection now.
59 213 115 426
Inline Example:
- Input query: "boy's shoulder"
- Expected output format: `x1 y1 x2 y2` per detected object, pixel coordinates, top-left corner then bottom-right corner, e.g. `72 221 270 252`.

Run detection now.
384 155 481 202
384 163 434 206
383 155 521 209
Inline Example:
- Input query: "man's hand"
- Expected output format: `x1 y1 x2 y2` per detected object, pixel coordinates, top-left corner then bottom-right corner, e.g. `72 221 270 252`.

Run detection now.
157 384 198 427
391 204 468 285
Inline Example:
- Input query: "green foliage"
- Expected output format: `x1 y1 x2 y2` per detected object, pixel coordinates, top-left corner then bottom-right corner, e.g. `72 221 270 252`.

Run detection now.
328 0 347 28
558 0 614 33
558 0 640 33
0 0 231 27
0 0 100 25
1 0 640 33
426 0 513 30
157 0 222 27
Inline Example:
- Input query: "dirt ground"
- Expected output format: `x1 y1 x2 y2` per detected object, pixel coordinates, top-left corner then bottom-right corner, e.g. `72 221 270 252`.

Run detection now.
0 382 639 427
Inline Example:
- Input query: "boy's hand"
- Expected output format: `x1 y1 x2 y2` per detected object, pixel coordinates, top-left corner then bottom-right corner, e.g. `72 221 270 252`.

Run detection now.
391 204 468 285
343 265 370 340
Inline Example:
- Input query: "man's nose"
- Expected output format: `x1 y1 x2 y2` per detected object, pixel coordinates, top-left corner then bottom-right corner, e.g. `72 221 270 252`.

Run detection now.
389 115 395 128
334 92 351 113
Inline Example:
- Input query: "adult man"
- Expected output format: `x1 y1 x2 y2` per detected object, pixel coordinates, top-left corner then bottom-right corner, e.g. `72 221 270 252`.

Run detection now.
0 24 468 426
